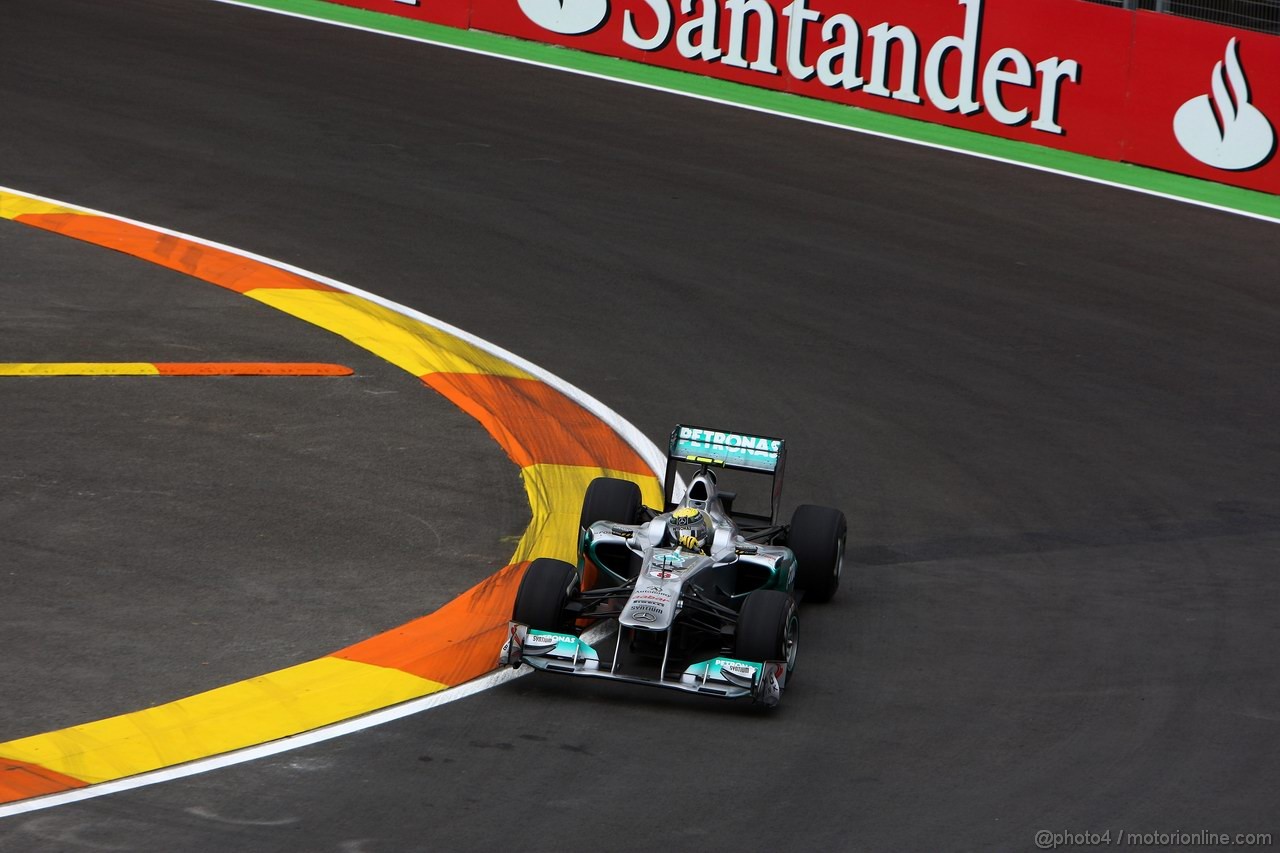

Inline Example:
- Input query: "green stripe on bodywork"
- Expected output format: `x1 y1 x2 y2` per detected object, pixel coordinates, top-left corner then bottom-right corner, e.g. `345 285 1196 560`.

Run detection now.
222 0 1279 222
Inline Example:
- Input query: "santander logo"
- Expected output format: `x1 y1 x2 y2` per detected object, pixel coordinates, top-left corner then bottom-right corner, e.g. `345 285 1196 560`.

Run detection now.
513 0 1083 136
517 0 609 34
1173 38 1275 171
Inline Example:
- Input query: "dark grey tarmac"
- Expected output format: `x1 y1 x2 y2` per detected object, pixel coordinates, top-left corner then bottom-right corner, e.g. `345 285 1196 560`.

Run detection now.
0 0 1277 850
0 200 528 733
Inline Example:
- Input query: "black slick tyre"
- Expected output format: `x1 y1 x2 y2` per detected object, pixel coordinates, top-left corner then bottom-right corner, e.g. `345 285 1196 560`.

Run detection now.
789 504 847 604
580 477 641 530
736 589 799 673
512 558 578 631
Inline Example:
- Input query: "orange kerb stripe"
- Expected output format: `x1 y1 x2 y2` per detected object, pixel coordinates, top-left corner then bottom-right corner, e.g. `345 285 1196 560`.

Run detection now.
153 363 353 376
333 562 528 685
13 214 337 294
0 192 664 805
0 759 87 801
421 373 652 475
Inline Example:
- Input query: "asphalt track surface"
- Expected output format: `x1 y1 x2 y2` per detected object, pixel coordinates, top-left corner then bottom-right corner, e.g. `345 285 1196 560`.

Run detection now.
2 0 1278 850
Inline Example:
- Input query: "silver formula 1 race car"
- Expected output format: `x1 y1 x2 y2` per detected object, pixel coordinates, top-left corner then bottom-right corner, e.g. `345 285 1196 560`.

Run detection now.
500 425 846 707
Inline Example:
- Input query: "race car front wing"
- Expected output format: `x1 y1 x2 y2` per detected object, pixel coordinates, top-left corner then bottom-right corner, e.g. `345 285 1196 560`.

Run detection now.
499 623 786 707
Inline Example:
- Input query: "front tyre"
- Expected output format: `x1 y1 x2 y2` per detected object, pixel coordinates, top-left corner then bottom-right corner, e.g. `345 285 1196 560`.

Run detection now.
736 589 799 674
789 504 847 604
580 477 643 588
512 558 578 632
580 477 641 530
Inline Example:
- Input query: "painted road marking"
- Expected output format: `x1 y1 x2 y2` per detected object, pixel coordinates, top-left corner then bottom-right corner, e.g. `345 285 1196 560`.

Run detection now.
208 0 1279 224
0 185 665 813
0 363 353 376
1 186 667 478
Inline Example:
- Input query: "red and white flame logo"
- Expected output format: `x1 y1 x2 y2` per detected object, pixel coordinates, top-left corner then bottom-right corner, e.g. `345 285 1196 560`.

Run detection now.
517 0 609 34
1173 38 1275 171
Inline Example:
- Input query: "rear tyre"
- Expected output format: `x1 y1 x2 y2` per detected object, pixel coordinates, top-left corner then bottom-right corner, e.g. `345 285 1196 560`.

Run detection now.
512 558 578 631
789 504 847 604
580 477 642 530
736 589 799 673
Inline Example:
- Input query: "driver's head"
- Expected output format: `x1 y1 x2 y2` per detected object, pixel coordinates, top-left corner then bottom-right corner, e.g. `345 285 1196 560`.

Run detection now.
668 506 711 553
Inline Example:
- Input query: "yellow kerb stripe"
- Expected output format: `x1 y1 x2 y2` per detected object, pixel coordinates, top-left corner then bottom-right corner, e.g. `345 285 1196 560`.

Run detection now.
0 192 82 220
0 187 663 801
0 363 161 376
512 464 663 565
248 289 533 379
0 658 444 784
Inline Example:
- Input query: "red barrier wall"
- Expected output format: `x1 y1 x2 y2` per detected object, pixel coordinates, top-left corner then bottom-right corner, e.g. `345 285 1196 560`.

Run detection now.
1126 11 1279 192
473 0 1133 158
327 0 1279 194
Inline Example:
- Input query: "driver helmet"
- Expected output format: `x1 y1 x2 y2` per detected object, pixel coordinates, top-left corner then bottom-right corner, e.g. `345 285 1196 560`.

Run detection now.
668 506 712 553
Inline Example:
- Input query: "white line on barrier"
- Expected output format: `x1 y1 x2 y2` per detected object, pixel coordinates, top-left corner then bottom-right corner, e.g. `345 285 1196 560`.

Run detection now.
205 0 1279 226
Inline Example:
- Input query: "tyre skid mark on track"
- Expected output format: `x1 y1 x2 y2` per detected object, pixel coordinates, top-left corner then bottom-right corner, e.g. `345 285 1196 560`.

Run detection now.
0 186 664 812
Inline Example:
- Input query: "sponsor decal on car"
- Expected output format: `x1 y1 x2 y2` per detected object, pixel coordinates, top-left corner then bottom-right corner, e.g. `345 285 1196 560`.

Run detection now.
676 426 781 465
527 631 579 647
715 658 760 679
680 656 762 687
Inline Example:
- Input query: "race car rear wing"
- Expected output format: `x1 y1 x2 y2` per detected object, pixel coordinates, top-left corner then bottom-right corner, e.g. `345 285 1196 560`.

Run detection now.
665 425 786 523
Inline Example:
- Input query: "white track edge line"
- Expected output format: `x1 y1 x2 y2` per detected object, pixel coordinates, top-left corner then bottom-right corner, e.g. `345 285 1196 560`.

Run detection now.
0 622 615 817
0 186 658 815
0 668 526 817
205 0 1279 226
0 184 667 477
